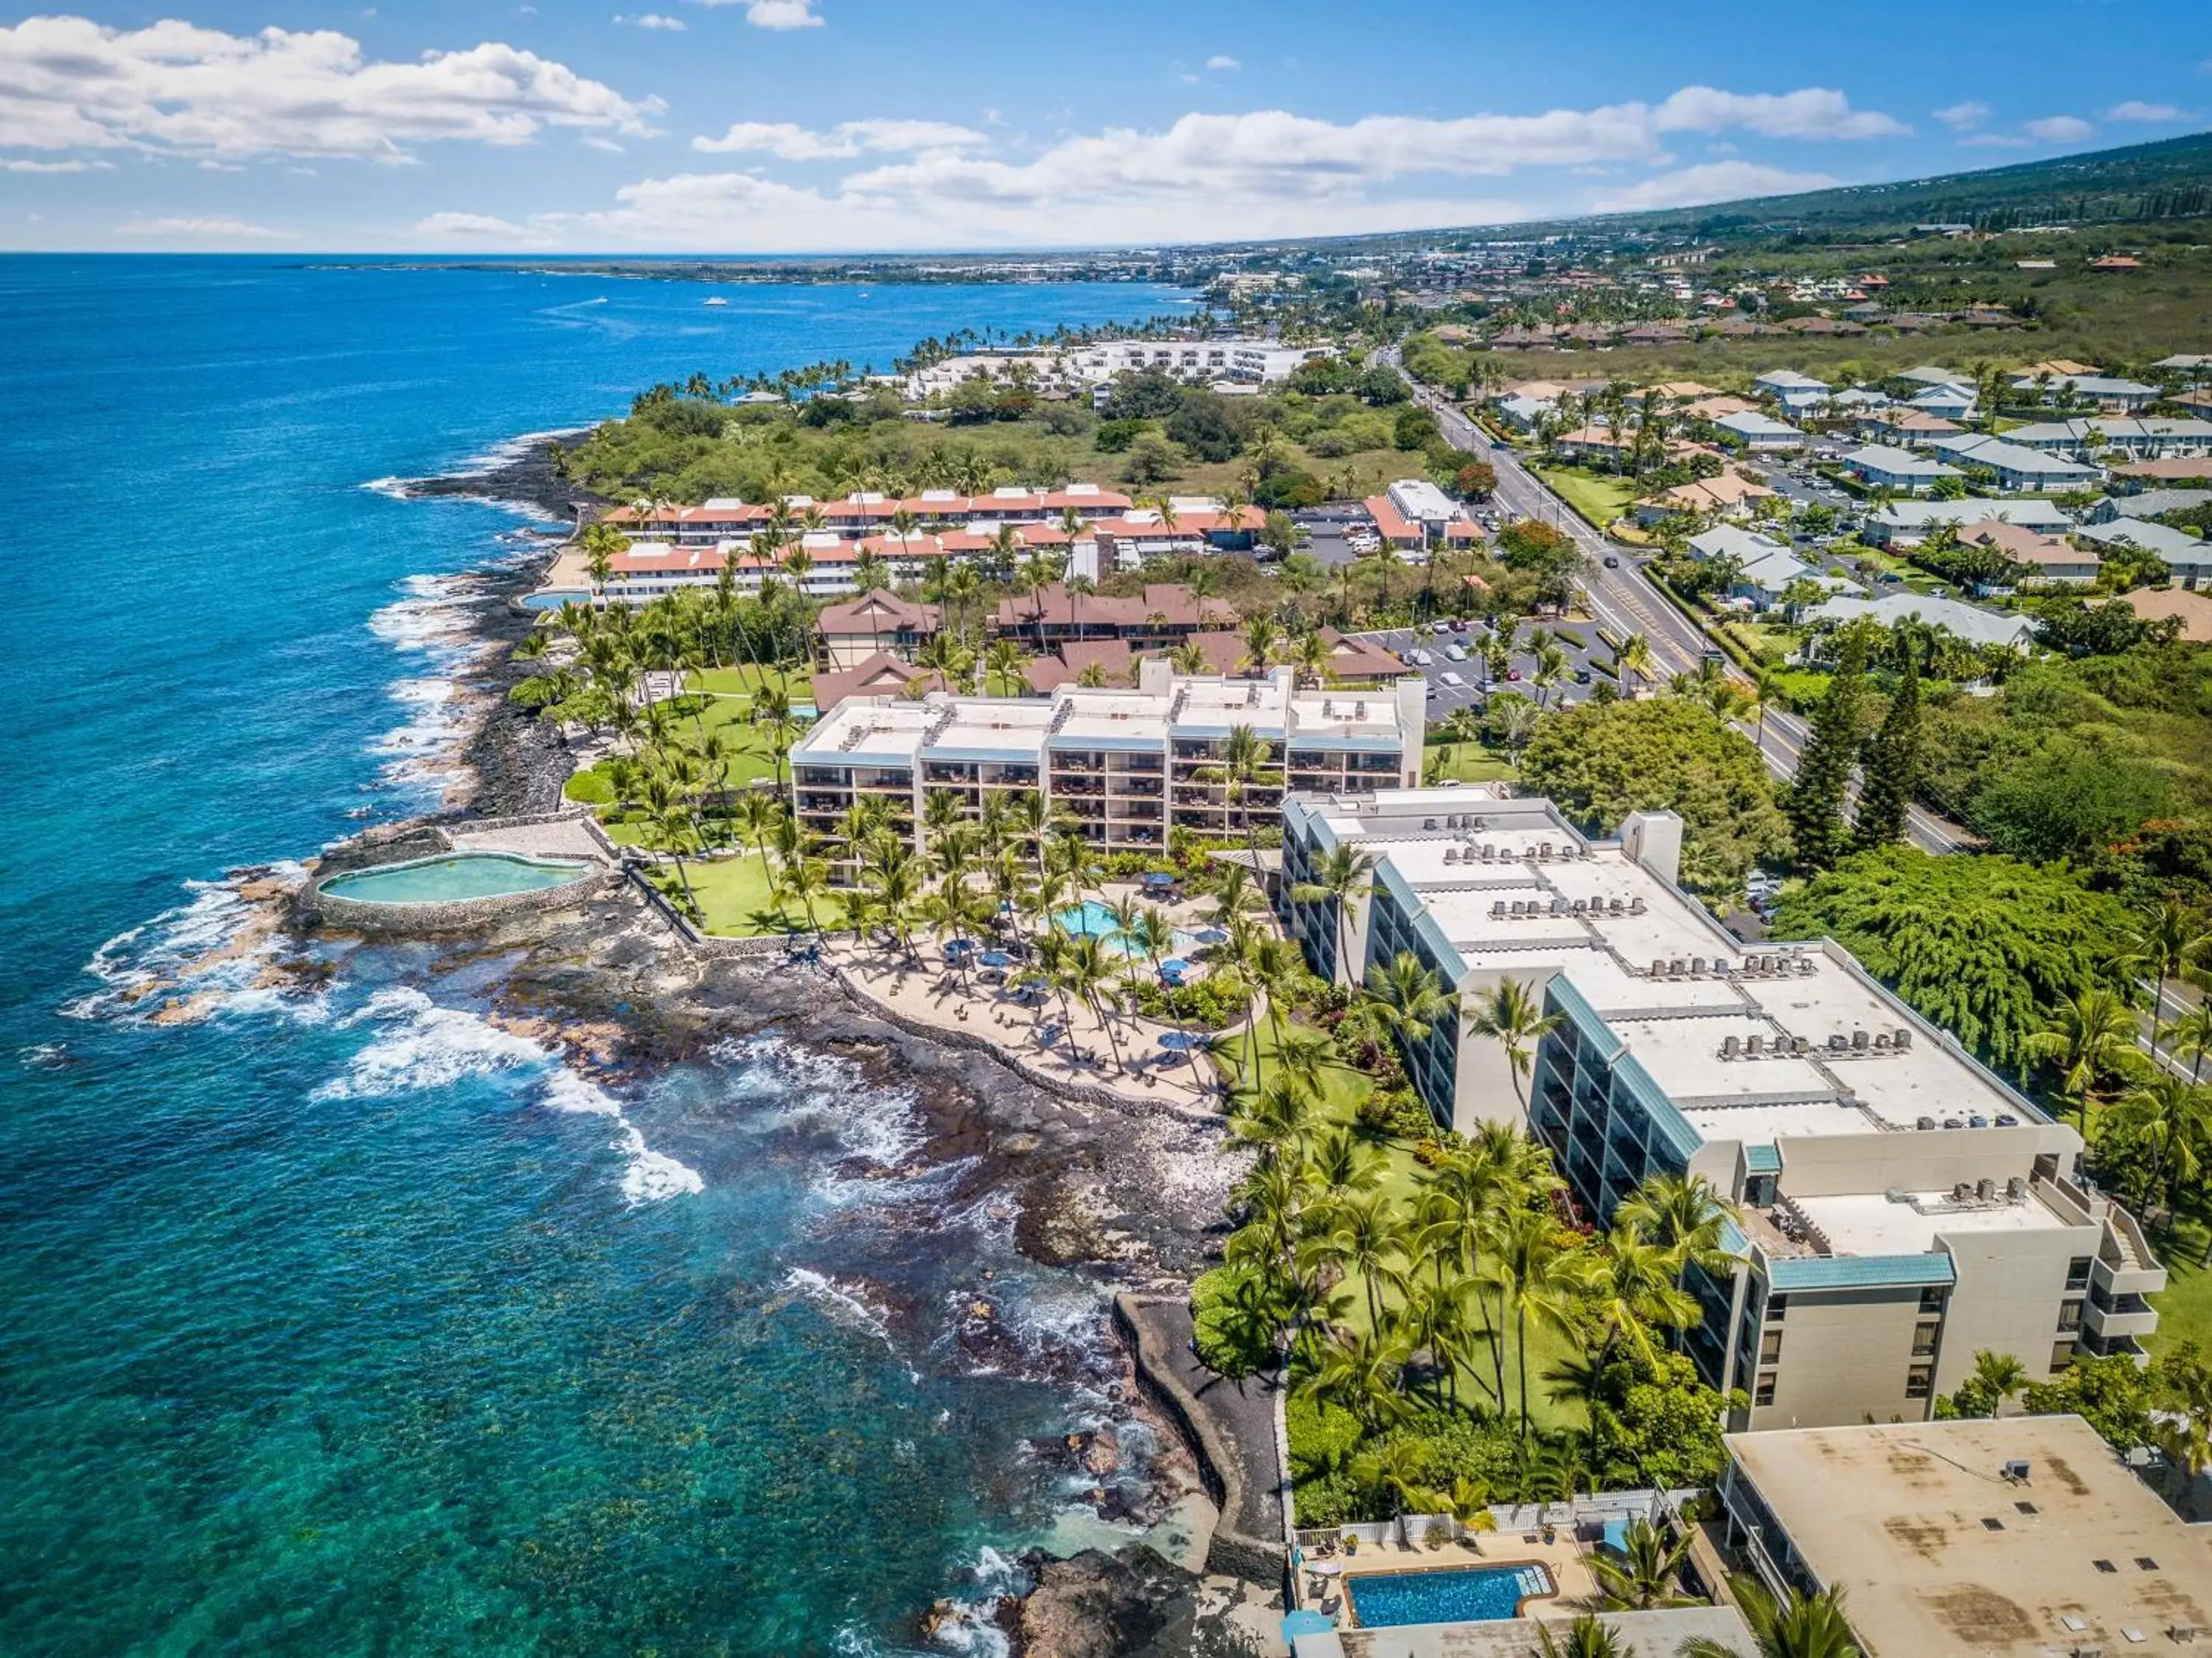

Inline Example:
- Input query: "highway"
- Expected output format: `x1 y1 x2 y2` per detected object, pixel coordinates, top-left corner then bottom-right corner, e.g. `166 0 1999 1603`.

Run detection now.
1388 349 1976 855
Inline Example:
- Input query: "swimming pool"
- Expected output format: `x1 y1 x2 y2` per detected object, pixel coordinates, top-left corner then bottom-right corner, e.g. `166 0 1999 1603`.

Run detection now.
1343 1561 1554 1628
319 851 597 905
1052 902 1198 960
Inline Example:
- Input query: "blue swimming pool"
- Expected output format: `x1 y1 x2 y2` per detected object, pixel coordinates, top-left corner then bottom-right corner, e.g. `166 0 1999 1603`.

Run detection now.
319 851 596 905
1052 903 1198 960
1344 1562 1554 1628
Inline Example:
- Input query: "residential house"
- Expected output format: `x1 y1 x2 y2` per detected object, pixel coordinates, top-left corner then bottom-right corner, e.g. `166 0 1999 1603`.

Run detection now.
1548 424 1632 466
2003 417 2212 462
2113 457 2212 487
1806 590 2038 651
2012 372 2160 412
1840 444 1964 495
1858 408 1964 448
1926 432 2103 493
2076 518 2212 586
2121 586 2212 642
1864 498 2073 549
1716 410 1808 452
1682 394 1757 423
1959 518 2101 585
990 581 1239 651
812 651 947 713
1632 468 1778 525
2090 489 2212 524
1893 364 1972 389
1752 369 1832 414
1492 392 1556 434
1907 383 1978 421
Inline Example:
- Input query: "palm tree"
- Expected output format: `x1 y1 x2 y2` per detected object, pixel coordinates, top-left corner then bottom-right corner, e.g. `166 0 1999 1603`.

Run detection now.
1969 1349 2029 1417
2122 898 2211 1047
1582 1224 1702 1366
1680 1585 1860 1658
1464 977 1563 1109
2022 988 2146 1124
1534 1615 1638 1658
1590 1517 1695 1612
1618 1170 1741 1311
1351 1435 1436 1522
1481 1208 1582 1436
1367 950 1458 1051
1441 1475 1499 1553
1203 723 1278 876
1302 1324 1413 1433
1613 631 1656 698
2104 1072 2210 1212
1060 932 1129 1074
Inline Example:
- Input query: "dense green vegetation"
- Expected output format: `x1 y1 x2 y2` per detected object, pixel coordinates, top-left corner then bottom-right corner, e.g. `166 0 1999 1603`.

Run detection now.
554 359 1463 509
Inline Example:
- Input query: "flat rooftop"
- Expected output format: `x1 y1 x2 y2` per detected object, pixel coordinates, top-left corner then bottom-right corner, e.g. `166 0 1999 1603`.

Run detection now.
1303 786 2048 1157
1726 1416 2212 1656
922 700 1054 760
792 699 931 765
1792 1187 2080 1257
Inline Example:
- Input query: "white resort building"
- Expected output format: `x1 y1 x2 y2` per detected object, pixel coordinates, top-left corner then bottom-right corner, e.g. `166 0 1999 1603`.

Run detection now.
787 663 1424 876
1277 785 2166 1432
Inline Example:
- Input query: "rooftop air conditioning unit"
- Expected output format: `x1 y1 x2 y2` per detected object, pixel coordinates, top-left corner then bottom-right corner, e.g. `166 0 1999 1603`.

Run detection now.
2002 1458 2032 1481
1894 1027 1913 1049
1886 1188 1910 1204
1722 1035 1742 1058
1746 1033 1764 1055
1852 1029 1871 1050
1978 1178 1997 1201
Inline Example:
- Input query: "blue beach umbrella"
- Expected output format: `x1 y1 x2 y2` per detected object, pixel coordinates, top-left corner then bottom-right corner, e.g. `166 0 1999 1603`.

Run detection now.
1194 927 1230 945
1157 1030 1206 1052
1140 871 1177 888
978 949 1014 968
1281 1610 1335 1640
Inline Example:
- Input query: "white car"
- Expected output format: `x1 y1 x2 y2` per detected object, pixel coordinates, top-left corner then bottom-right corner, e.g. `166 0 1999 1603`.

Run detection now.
1437 670 1467 688
1444 643 1468 661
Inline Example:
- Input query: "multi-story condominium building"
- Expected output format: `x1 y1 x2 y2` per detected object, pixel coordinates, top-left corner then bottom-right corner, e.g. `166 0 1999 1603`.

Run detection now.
900 340 1332 398
1278 784 2166 1432
789 665 1422 877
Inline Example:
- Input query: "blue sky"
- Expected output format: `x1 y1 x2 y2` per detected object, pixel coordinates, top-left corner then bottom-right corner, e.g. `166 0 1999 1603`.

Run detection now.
1 0 2206 251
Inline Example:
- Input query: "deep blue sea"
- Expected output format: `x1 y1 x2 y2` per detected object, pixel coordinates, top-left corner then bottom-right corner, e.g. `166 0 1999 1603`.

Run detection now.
0 257 1188 1656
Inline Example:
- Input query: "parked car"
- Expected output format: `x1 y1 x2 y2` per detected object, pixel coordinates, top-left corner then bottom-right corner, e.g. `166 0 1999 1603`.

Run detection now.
1444 643 1468 661
1450 617 1470 632
1430 620 1452 635
1505 667 1523 681
1602 555 1621 569
1438 670 1467 688
1571 667 1591 683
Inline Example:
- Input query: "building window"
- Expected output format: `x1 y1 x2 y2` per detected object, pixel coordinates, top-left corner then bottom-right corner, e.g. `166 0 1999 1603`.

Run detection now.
1905 1365 1934 1400
2053 1340 2078 1371
1754 1372 1777 1406
1764 1294 1788 1323
1912 1322 1940 1358
2058 1300 2084 1333
2066 1256 2093 1292
1759 1328 1783 1365
1919 1286 1947 1314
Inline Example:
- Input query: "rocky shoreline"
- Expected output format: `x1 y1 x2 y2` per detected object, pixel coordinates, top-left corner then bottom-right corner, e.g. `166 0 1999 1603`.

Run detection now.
332 443 1258 1651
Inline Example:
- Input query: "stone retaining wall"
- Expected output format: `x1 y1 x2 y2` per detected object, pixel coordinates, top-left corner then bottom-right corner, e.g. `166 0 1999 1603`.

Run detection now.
1113 1294 1287 1589
449 806 594 834
307 860 616 933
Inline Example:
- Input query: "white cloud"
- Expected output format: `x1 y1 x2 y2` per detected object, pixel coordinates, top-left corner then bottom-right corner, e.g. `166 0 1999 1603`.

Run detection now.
412 211 563 246
695 0 824 28
1591 161 1839 212
0 14 658 161
2025 114 2094 142
1959 133 2032 148
1206 55 1240 71
616 12 687 27
692 118 987 158
1650 86 1906 139
0 157 111 173
582 135 627 153
2107 100 2187 122
1933 100 1991 130
116 215 296 239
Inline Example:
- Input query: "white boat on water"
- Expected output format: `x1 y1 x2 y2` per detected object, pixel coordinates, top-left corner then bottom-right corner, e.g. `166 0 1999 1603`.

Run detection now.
703 296 728 307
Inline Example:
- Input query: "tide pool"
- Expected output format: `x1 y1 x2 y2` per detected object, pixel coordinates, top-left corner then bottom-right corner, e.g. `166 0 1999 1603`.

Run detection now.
0 257 1185 1655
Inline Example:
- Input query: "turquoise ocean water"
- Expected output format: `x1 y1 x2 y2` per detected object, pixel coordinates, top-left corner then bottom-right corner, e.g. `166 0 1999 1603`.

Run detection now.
0 257 1185 1655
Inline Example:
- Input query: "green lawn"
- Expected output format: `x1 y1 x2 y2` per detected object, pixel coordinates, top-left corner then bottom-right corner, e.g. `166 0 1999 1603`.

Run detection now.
1217 1018 1582 1429
2147 1213 2212 1358
640 848 850 937
566 665 811 810
1423 735 1517 785
1531 465 1638 530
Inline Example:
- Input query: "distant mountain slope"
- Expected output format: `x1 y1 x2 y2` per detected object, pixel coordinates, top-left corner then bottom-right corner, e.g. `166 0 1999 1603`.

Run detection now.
1596 130 2212 240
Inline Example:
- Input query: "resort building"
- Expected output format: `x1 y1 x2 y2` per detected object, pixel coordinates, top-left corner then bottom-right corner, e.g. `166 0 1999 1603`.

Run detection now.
1276 785 2163 1431
1719 1416 2212 1655
817 592 940 670
2076 518 2212 587
1806 590 2037 651
1363 479 1483 554
1857 407 1965 448
602 485 1135 544
1961 519 2103 585
2010 372 2161 412
900 339 1331 398
1751 370 1832 413
1631 468 1778 525
790 664 1422 875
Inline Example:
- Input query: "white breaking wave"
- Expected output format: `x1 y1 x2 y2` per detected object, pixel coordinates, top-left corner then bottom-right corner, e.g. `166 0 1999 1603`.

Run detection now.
364 573 498 805
66 864 322 1025
320 988 703 1204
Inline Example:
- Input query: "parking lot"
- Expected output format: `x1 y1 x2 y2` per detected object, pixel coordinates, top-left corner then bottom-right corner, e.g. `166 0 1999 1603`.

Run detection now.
1354 619 1614 718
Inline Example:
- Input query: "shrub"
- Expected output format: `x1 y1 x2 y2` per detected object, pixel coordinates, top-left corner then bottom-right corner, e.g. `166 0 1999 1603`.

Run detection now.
563 766 616 806
1191 1265 1277 1379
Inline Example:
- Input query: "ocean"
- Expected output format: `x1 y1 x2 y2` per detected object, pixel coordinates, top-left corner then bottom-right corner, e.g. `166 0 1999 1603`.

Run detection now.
0 257 1190 1655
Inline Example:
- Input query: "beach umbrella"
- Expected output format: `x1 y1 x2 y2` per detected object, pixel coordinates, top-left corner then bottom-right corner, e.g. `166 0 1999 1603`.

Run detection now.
1194 927 1230 945
1140 871 1177 888
1157 1030 1206 1052
1160 957 1189 976
1281 1610 1335 1640
978 949 1014 968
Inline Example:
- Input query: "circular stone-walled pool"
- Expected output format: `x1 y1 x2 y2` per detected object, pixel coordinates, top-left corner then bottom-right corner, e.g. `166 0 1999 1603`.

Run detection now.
312 850 606 930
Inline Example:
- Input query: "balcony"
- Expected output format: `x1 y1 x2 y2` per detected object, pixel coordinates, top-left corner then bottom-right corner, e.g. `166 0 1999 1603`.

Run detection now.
1113 802 1162 822
2085 1286 2159 1342
1112 779 1163 798
2092 1209 2169 1300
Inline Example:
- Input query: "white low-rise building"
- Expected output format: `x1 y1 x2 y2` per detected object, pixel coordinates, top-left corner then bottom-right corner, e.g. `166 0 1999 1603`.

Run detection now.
1806 590 2037 651
1864 497 2074 548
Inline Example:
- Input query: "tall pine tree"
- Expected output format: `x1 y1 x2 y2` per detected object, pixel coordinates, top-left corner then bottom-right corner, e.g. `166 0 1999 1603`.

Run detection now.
1852 635 1924 853
1787 626 1868 870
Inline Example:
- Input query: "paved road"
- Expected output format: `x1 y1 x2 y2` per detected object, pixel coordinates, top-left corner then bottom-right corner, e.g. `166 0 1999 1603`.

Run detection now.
1384 347 1976 856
